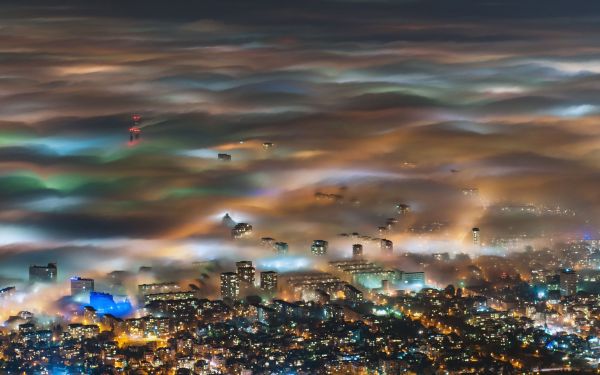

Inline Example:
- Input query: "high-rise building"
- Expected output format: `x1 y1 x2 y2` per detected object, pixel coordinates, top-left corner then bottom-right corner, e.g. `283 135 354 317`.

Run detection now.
560 268 577 296
260 271 278 292
261 237 276 247
472 227 481 246
236 261 255 285
218 153 232 161
232 223 253 238
222 213 236 228
380 239 393 253
546 274 560 292
385 218 398 229
71 277 94 297
29 263 57 283
396 203 410 215
275 242 289 255
220 272 239 300
311 240 328 256
352 244 363 259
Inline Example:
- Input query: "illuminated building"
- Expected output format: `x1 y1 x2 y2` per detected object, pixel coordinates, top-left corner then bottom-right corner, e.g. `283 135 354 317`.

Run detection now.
271 299 302 320
352 269 396 289
67 323 99 339
531 269 551 285
254 304 277 325
70 276 94 297
343 284 363 302
29 263 57 283
586 251 600 269
0 286 15 298
138 282 181 296
396 203 410 215
232 223 253 238
402 272 425 288
546 274 560 292
275 241 289 255
261 237 275 247
330 259 398 289
461 188 479 196
218 153 231 161
220 272 239 300
144 316 171 337
493 204 537 215
314 289 330 304
143 291 196 304
282 272 348 300
380 239 393 253
472 227 481 246
83 306 97 324
18 311 33 320
145 298 200 318
311 240 328 256
582 239 600 252
385 217 398 229
90 292 133 317
260 271 278 292
432 252 450 261
26 329 52 344
560 268 577 296
352 244 363 259
125 318 145 337
18 323 35 334
236 261 255 285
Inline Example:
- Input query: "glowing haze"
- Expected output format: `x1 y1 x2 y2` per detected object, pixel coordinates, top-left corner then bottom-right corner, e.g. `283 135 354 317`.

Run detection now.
1 0 600 315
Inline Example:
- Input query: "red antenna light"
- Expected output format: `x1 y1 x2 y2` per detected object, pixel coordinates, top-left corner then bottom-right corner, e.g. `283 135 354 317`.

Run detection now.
129 114 142 141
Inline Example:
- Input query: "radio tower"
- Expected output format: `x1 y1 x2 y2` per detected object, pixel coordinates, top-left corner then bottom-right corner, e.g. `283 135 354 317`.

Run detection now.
129 114 142 142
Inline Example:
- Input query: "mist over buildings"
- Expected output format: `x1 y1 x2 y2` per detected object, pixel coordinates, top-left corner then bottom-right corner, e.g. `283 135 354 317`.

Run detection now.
1 0 600 316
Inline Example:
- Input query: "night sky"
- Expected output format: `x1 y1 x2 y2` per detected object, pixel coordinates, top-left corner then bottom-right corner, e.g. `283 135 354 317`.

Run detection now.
2 0 600 284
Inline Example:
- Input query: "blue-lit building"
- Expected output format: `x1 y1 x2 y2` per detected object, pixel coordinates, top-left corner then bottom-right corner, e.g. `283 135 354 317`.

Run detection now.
89 292 132 317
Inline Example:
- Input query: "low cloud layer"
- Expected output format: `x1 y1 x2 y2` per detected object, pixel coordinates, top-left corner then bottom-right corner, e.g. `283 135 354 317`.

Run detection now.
1 0 600 282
